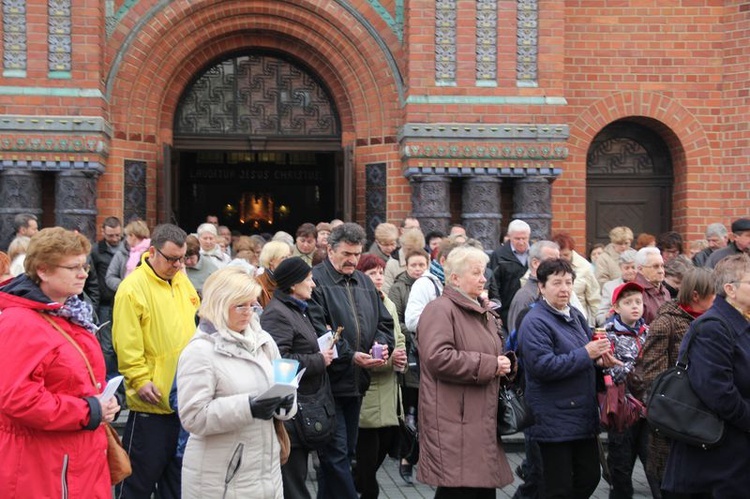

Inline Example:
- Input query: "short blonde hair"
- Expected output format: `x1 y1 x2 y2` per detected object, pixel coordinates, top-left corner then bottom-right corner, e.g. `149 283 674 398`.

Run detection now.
25 227 91 283
609 226 634 245
259 240 292 268
7 236 30 261
199 266 261 331
124 220 150 239
399 227 426 251
444 245 489 280
374 223 398 244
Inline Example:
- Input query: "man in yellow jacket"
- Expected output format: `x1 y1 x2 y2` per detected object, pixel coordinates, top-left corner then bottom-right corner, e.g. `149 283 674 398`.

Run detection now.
113 223 200 498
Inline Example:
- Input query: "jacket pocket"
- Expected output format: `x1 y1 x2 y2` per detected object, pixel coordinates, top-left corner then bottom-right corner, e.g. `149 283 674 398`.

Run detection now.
61 454 69 499
223 442 244 497
553 393 588 410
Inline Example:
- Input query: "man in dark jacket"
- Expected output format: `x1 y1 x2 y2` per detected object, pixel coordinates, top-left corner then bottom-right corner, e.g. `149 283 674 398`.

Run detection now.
490 219 531 330
692 222 727 267
309 222 394 499
706 218 750 268
90 216 122 377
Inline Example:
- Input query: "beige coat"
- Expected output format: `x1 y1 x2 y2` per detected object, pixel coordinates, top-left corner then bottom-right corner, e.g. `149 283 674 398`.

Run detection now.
177 315 296 499
571 250 601 327
595 243 623 287
416 285 514 489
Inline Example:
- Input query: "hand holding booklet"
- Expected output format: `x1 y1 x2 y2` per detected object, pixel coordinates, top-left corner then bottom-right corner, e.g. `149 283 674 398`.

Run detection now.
255 359 306 401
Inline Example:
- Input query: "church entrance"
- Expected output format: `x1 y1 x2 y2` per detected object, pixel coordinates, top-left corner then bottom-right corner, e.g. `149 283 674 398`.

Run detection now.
171 51 344 234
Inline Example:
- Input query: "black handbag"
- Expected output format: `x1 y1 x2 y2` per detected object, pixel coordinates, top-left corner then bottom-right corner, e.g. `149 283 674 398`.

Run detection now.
497 385 533 437
646 317 729 450
293 374 336 449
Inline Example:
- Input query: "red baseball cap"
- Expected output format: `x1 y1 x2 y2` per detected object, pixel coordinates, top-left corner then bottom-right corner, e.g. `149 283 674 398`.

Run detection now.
611 281 644 304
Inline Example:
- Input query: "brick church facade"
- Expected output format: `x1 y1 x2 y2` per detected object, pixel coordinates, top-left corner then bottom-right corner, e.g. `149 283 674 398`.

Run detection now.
0 0 747 250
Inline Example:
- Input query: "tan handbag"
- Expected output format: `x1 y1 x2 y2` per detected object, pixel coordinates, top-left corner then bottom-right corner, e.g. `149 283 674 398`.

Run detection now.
40 313 133 484
274 418 291 465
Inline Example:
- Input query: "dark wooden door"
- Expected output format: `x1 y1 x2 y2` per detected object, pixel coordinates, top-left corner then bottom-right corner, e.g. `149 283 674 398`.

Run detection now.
586 121 673 247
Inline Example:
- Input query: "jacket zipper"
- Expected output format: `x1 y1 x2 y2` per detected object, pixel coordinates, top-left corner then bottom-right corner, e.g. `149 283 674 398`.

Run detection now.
61 454 69 499
222 442 244 499
345 279 362 391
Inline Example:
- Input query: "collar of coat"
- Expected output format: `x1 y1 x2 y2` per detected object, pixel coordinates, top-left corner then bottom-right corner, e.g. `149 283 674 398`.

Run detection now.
197 316 273 360
442 284 499 319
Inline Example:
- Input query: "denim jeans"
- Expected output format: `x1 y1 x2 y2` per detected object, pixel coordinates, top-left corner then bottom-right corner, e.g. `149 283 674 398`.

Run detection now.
316 396 361 499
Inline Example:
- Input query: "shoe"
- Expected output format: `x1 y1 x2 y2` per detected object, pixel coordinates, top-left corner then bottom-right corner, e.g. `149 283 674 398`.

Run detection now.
515 464 528 481
399 462 413 485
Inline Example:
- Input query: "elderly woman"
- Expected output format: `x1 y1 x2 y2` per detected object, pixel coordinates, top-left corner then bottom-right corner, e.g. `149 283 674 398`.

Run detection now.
260 257 335 499
595 226 634 287
0 227 120 498
183 234 218 296
661 254 750 498
354 254 407 499
417 245 514 498
177 266 296 498
257 240 293 308
518 258 618 498
197 222 230 267
639 267 715 497
292 223 318 266
368 222 399 264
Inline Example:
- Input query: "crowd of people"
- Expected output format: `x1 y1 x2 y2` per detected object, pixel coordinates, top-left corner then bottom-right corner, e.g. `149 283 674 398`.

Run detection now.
0 211 748 499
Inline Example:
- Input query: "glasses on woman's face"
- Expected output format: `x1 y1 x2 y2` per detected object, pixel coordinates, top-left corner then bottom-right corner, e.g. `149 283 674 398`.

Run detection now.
233 304 253 314
55 263 91 274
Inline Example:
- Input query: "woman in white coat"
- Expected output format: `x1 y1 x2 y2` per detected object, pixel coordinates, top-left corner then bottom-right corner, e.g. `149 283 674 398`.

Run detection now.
177 266 296 499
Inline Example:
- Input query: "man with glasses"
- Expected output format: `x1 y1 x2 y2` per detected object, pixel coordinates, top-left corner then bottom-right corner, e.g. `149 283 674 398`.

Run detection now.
113 224 200 499
633 246 670 324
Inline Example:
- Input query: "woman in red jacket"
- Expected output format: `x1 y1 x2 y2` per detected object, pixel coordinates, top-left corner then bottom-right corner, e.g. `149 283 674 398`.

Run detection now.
0 227 119 498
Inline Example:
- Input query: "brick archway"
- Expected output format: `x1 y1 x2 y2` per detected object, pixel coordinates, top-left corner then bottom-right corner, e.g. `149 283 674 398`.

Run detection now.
566 91 716 242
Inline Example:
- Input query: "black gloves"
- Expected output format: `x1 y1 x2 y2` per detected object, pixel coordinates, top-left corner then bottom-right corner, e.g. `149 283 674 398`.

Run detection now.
249 394 296 420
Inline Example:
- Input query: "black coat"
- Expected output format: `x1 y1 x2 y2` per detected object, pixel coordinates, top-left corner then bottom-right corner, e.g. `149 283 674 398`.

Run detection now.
90 240 117 305
309 258 394 397
490 242 528 329
662 295 750 496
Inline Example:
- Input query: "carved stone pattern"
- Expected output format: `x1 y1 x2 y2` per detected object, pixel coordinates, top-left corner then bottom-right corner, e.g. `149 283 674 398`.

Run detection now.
476 0 497 81
586 137 655 175
0 170 42 250
124 160 147 223
365 163 387 245
435 0 457 82
0 136 107 154
462 178 501 249
48 0 71 71
405 143 568 160
3 0 26 70
464 219 498 250
513 178 551 240
175 54 338 137
517 0 538 82
411 176 451 235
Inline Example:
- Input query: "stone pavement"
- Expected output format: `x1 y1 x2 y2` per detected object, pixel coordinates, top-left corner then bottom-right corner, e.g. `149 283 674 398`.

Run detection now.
305 449 652 498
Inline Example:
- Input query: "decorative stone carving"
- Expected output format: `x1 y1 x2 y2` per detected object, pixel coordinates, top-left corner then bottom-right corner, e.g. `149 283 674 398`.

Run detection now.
410 176 451 235
55 170 98 241
3 0 27 71
0 169 42 249
48 0 72 72
517 0 538 83
462 177 501 250
435 0 457 82
124 160 147 224
512 176 552 241
476 0 497 82
365 163 387 244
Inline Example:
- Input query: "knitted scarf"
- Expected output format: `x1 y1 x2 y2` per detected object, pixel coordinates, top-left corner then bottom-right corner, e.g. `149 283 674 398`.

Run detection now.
47 295 98 334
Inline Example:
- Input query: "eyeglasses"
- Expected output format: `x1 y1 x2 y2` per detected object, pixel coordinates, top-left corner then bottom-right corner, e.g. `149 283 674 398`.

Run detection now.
156 247 185 264
56 263 91 274
233 304 253 313
733 280 750 286
642 263 665 270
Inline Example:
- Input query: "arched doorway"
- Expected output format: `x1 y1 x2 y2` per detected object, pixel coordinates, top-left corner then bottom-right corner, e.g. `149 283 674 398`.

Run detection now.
172 51 343 233
586 120 674 246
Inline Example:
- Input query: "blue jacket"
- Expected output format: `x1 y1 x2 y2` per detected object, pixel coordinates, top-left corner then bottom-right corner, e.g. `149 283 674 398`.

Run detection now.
518 300 599 442
662 295 750 497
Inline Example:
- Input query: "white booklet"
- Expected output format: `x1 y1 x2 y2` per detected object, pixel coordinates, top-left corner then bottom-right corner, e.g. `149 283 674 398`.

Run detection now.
255 367 306 400
100 375 124 402
317 331 339 359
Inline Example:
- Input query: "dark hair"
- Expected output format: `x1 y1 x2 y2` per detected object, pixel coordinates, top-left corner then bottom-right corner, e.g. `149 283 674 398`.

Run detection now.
296 222 317 239
356 253 385 273
551 232 576 251
103 216 121 229
425 230 445 243
150 223 187 249
657 231 683 253
329 223 367 249
588 243 605 260
536 258 576 285
405 248 430 264
13 213 37 232
664 255 693 278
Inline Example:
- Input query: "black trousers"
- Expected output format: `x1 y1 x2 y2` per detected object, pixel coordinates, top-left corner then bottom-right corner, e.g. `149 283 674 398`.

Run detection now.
608 419 661 499
282 446 312 499
538 438 601 499
354 426 399 499
434 486 496 499
115 411 182 499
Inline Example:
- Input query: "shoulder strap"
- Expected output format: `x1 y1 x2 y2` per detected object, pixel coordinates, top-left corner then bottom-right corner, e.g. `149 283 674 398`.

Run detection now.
39 312 99 389
428 275 442 297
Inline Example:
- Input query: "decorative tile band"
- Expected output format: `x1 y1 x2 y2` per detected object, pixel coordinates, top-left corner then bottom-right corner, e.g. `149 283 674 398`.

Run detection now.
405 95 567 106
402 143 568 160
403 165 562 177
517 0 538 83
0 136 109 156
48 0 72 73
476 0 497 82
3 0 27 72
399 123 570 140
0 115 112 135
0 159 105 173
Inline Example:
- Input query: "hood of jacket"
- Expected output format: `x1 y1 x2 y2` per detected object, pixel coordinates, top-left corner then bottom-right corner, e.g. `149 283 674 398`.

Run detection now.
0 274 61 312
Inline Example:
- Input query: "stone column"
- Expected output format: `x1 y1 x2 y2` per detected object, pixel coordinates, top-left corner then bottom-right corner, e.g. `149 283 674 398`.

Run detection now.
410 175 451 236
462 176 502 250
55 170 99 242
512 176 553 241
0 169 43 250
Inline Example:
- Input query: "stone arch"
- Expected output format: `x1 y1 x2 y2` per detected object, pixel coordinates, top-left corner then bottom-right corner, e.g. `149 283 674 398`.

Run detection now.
568 91 716 240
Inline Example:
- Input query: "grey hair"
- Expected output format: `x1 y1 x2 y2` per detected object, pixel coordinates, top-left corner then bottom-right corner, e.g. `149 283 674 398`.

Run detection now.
529 240 560 262
328 222 367 249
705 223 728 239
196 223 217 236
664 255 694 278
151 224 187 249
507 219 531 235
618 248 638 264
444 246 489 280
714 253 750 297
635 246 661 267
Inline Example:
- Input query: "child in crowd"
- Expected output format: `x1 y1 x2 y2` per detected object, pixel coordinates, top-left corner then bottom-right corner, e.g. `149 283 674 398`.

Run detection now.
603 282 661 499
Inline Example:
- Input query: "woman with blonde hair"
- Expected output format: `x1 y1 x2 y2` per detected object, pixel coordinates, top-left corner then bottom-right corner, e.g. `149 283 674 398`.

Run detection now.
177 266 296 498
257 240 293 308
7 235 30 277
383 228 426 295
595 226 634 287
